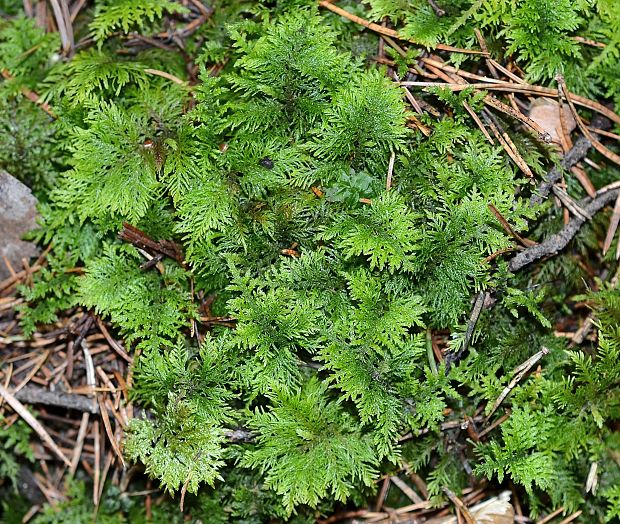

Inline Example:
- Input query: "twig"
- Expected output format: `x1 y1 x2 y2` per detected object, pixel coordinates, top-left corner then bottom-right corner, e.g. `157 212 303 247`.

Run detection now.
399 83 423 113
318 510 371 524
598 180 620 195
392 500 433 516
21 504 41 523
94 316 132 363
392 71 428 124
23 0 34 17
422 60 496 144
531 136 593 207
92 420 100 506
375 476 391 512
400 464 429 499
602 191 620 257
482 110 533 177
12 350 49 394
125 33 176 52
199 315 236 327
401 80 620 125
144 68 187 86
573 36 606 48
80 340 96 393
488 203 537 247
557 92 573 152
0 362 12 408
477 412 510 438
465 101 495 144
445 292 486 370
536 507 565 524
69 412 90 477
589 127 620 141
585 461 598 494
474 29 499 78
551 186 592 221
139 252 164 271
180 472 192 511
443 488 476 524
318 1 486 55
69 0 87 22
48 0 73 54
557 511 582 524
485 347 550 421
510 188 620 271
0 384 71 467
571 165 597 199
483 95 551 143
0 70 55 119
97 450 114 505
15 386 101 413
67 314 94 379
427 0 446 16
0 264 43 293
97 395 125 468
557 74 620 167
426 328 438 375
391 476 423 504
413 60 552 142
386 151 395 191
488 59 525 84
118 222 185 266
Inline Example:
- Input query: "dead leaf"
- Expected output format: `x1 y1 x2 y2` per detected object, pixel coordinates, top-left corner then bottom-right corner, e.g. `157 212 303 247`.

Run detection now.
529 97 576 143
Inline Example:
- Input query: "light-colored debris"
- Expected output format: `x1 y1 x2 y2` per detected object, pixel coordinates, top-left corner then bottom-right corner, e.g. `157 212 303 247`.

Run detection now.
529 97 576 144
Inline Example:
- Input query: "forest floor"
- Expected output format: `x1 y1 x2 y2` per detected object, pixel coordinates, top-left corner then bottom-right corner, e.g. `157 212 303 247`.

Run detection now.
2 1 620 523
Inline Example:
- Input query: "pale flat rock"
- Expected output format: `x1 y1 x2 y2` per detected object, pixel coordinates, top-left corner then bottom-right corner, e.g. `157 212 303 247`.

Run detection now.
0 170 40 280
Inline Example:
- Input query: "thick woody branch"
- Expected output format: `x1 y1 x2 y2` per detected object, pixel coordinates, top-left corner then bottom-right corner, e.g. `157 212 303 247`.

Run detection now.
510 188 620 271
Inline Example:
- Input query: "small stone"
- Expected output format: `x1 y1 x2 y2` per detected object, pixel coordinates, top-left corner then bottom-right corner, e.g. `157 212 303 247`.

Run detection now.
0 170 40 280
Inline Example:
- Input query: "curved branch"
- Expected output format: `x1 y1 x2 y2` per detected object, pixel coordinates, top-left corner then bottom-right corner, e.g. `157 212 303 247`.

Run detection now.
509 188 620 272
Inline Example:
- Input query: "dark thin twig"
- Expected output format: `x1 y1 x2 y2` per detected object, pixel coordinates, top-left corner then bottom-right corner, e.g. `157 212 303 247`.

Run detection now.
488 203 537 247
427 0 446 17
118 222 185 266
66 314 94 379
